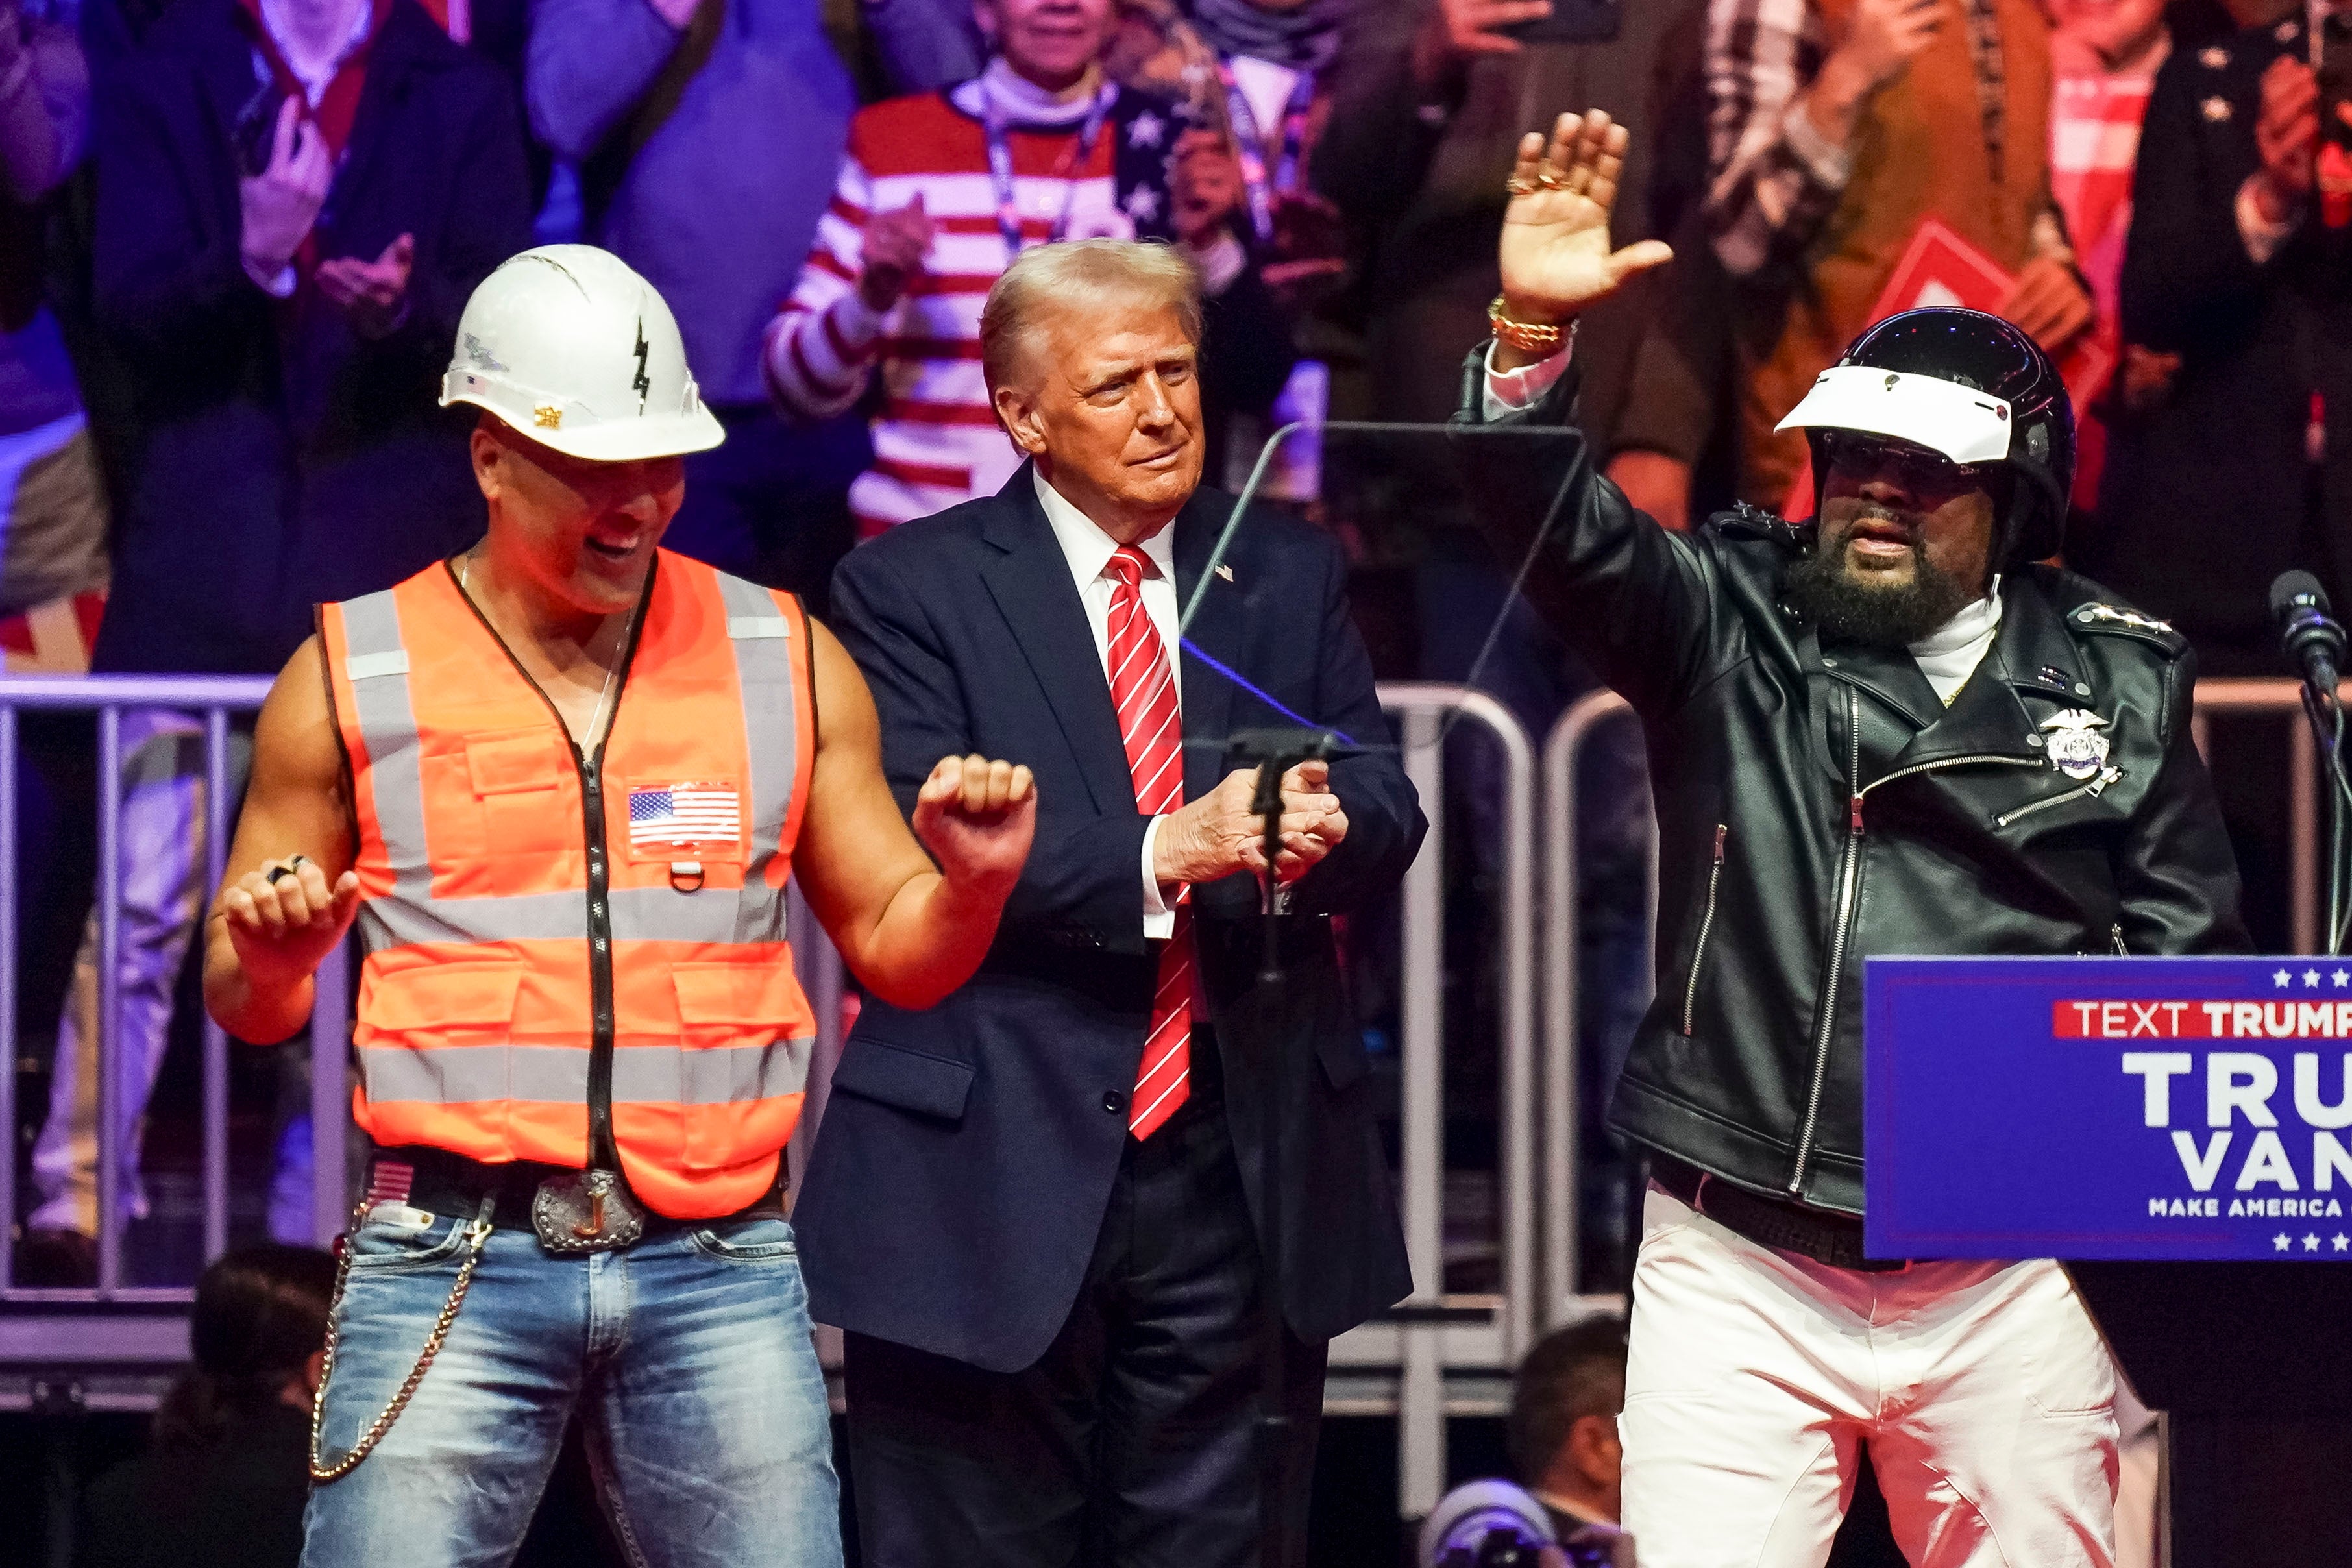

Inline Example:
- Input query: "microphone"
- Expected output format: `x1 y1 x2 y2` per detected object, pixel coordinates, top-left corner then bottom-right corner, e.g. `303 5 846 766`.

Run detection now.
2271 570 2347 700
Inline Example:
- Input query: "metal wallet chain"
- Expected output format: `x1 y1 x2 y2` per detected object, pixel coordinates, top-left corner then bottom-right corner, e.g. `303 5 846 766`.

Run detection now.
308 1197 496 1483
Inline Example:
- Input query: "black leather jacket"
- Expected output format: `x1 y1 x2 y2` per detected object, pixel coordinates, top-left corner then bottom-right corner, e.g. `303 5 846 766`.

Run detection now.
1464 365 2249 1214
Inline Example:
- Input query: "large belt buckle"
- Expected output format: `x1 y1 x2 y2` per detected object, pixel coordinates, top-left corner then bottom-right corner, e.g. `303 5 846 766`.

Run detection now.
532 1168 645 1254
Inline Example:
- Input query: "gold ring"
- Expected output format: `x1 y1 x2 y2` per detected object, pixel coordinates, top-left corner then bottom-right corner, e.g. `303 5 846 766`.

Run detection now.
1535 170 1568 190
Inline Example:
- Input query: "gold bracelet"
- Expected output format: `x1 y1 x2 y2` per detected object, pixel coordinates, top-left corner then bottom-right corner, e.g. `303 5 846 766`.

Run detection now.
1488 295 1571 354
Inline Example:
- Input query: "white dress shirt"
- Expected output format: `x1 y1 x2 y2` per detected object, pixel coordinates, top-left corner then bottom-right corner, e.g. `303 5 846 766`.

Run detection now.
1035 468 1184 938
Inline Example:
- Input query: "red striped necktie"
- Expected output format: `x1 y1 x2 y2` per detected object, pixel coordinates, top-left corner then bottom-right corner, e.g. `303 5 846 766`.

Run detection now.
1105 546 1192 1139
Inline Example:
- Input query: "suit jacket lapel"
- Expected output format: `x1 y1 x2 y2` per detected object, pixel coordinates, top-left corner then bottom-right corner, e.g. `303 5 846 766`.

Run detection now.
1172 490 1241 807
979 472 1132 815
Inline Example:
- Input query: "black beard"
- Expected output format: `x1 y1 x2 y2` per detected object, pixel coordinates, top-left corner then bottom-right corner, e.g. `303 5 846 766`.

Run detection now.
1783 533 1979 649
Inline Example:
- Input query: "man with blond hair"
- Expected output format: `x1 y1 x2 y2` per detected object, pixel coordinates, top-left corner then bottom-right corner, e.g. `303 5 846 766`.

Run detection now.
794 238 1421 1567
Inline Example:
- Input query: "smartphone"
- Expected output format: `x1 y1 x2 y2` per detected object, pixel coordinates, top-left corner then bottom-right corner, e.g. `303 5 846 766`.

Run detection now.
230 79 289 178
2321 47 2352 154
1507 0 1621 46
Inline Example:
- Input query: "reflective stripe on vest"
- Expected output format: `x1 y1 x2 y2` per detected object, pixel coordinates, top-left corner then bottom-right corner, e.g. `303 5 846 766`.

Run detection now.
320 552 818 1219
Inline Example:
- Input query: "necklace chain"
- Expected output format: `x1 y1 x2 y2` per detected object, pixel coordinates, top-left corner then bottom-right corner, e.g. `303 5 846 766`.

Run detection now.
457 552 628 748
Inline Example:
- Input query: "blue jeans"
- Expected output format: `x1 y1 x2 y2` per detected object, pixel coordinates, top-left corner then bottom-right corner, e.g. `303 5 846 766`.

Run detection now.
302 1205 841 1568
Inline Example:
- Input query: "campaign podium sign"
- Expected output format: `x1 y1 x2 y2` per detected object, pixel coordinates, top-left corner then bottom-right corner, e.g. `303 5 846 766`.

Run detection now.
1863 956 2352 1261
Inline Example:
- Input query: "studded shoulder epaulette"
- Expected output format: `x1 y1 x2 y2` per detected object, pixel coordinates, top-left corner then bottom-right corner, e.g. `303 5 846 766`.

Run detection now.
2070 601 2187 652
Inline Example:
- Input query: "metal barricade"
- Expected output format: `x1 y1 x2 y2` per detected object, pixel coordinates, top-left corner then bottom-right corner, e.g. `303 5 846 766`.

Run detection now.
1539 692 1654 1327
1323 683 1536 1519
0 674 347 1317
2188 678 2347 955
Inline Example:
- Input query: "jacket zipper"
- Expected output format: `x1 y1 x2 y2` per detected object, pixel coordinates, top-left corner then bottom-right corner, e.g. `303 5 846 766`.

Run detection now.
1683 824 1728 1036
1993 768 2118 829
1789 689 1863 1194
1785 687 2046 1195
2111 922 2129 957
445 558 650 1170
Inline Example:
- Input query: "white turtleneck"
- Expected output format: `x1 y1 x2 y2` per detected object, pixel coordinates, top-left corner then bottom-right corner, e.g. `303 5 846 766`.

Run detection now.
949 56 1105 124
1908 576 2003 706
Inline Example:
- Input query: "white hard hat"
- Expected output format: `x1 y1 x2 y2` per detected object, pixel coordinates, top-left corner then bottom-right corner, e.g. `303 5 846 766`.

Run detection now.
441 245 724 462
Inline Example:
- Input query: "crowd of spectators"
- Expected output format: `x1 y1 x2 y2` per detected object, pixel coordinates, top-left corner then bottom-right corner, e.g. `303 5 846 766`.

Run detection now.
0 0 2341 1334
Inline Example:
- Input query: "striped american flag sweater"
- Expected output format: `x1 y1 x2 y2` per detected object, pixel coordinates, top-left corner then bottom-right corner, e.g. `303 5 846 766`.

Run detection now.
763 67 1183 537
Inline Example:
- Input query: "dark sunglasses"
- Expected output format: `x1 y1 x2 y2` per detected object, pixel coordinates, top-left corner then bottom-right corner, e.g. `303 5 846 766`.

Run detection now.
1819 429 1997 487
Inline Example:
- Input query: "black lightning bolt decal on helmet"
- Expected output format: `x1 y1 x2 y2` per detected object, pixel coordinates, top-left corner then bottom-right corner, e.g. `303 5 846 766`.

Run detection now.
633 317 652 411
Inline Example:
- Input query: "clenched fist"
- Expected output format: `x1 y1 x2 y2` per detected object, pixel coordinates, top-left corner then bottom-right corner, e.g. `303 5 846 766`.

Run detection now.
911 753 1037 894
216 854 361 996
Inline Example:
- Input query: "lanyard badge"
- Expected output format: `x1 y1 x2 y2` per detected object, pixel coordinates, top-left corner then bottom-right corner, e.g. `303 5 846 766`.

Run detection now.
982 83 1120 258
1216 60 1316 246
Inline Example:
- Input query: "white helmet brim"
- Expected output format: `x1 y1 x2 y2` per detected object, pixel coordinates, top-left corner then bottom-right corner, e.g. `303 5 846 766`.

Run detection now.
440 368 726 461
1774 365 2015 466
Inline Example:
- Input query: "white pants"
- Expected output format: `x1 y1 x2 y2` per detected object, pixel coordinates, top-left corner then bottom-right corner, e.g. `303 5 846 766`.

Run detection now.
1620 1186 2118 1568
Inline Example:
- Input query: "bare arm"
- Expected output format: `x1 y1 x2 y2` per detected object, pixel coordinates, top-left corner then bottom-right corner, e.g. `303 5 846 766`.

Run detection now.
202 639 361 1045
791 620 1035 1011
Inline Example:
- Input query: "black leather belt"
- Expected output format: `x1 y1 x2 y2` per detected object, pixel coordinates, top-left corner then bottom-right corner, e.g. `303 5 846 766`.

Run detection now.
370 1146 785 1234
1650 1155 1913 1273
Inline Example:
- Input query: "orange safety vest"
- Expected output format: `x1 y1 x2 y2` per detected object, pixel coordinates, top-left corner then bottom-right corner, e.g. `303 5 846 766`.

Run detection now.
318 551 818 1219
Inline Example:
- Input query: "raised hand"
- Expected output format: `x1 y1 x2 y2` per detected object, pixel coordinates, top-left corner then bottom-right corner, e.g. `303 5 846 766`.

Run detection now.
911 753 1036 893
1170 127 1244 251
1495 110 1674 352
239 97 332 286
217 855 361 996
1825 0 1942 99
2253 56 2320 219
317 233 415 339
859 193 936 312
1410 0 1556 89
1998 254 2094 354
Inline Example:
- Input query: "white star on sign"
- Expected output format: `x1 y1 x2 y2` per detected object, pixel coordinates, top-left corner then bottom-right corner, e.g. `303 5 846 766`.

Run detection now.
2275 968 2292 986
2336 1234 2349 1252
2276 1232 2293 1250
1127 110 1164 149
2336 970 2350 988
2306 969 2322 986
2305 1233 2322 1251
1121 184 1161 223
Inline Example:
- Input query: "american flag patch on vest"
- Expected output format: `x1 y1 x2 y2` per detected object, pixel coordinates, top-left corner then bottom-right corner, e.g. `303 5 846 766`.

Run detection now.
628 782 742 849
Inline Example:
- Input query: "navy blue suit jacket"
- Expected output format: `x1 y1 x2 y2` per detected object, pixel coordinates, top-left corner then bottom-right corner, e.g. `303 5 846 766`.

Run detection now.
796 467 1421 1373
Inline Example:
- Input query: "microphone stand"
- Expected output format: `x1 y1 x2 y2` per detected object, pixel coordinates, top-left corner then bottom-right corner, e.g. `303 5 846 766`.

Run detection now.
1231 725 1338 1568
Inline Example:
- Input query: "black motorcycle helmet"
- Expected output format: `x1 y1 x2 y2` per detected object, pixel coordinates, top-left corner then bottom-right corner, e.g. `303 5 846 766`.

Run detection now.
1780 307 2077 567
